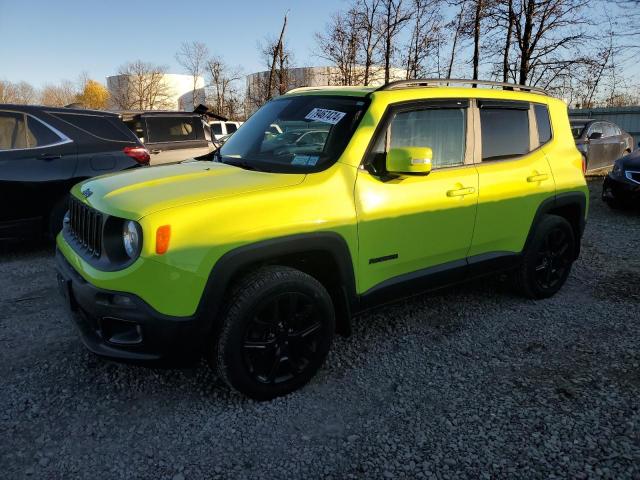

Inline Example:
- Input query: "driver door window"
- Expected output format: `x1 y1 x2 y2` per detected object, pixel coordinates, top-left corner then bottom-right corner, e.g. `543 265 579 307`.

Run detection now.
388 108 466 168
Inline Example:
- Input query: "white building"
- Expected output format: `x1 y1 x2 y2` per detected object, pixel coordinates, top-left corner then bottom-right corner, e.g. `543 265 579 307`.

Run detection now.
245 65 406 112
107 73 206 111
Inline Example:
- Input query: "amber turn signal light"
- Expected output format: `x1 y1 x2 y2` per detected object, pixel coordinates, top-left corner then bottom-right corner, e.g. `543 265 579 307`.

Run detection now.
155 225 171 254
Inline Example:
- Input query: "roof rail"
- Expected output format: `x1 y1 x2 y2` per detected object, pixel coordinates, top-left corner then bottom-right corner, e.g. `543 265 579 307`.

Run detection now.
376 78 548 95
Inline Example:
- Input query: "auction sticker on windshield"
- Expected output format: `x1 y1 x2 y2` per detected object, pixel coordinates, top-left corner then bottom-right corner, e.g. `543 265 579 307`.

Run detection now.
305 108 346 125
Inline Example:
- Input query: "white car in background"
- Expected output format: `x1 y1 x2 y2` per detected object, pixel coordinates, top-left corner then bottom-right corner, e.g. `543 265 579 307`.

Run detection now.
209 120 243 140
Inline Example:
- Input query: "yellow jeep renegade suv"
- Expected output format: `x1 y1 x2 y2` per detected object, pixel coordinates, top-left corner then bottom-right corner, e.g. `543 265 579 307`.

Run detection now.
56 79 588 399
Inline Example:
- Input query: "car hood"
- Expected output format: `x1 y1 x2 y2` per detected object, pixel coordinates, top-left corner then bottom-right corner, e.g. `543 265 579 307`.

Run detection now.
73 161 305 219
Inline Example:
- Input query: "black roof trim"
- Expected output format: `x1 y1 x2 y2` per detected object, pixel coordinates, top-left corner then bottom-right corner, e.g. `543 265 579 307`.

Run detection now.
0 103 120 116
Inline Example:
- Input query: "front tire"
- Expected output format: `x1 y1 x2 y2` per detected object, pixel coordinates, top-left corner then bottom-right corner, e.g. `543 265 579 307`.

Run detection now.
515 215 575 299
213 266 335 400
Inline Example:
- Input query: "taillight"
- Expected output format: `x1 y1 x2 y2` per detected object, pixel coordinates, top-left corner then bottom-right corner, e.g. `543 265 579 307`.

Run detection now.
123 146 150 164
581 155 586 175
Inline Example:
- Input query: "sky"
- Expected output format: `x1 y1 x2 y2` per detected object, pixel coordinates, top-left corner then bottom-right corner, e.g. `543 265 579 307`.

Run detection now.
0 0 348 88
1 0 638 91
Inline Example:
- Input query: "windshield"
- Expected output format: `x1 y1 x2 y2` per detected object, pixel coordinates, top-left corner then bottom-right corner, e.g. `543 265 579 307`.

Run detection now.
218 95 369 173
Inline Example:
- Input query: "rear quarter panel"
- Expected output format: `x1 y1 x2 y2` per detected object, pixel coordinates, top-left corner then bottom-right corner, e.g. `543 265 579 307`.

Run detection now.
544 98 589 215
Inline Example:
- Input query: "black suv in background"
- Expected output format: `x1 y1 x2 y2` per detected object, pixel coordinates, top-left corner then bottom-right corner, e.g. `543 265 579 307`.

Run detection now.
119 111 214 166
0 104 149 240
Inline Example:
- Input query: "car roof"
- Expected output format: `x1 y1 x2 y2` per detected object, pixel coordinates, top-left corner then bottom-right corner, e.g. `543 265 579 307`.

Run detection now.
0 103 120 117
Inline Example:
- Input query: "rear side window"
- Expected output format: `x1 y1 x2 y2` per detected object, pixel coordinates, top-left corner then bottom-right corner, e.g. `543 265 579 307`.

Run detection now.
0 111 64 149
52 113 136 142
211 122 223 135
27 116 63 147
0 111 28 149
225 122 237 133
146 117 197 143
534 104 552 144
480 102 530 161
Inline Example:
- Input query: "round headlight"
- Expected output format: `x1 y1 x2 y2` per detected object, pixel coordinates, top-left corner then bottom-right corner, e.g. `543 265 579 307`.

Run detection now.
122 220 141 258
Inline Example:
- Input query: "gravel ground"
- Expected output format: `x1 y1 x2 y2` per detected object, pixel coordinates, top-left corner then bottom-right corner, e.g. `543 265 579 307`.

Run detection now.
1 179 639 479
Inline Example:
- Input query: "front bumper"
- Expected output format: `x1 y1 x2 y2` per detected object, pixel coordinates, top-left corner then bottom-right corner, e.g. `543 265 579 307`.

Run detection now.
602 173 640 205
56 249 209 361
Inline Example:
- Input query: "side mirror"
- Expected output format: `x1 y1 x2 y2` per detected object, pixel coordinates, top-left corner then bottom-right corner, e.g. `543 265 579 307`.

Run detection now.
386 147 433 175
588 132 602 140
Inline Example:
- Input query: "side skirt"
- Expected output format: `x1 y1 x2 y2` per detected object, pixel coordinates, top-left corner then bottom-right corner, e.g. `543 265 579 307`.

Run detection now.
357 252 521 313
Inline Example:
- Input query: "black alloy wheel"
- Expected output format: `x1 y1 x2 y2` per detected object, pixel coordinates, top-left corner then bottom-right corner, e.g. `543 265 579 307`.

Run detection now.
534 226 572 290
515 214 575 299
242 292 324 385
214 266 335 400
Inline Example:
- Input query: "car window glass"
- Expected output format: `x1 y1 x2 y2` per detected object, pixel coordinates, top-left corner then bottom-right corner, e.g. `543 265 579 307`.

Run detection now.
52 113 136 142
211 123 223 135
571 123 587 139
123 119 145 140
225 123 237 133
588 123 603 137
0 111 28 149
26 116 62 147
480 107 530 160
385 108 466 169
146 117 197 142
602 123 616 137
220 96 368 173
534 104 552 145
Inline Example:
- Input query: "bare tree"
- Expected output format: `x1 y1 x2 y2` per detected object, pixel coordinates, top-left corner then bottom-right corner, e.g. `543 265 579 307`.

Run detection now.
511 0 589 86
502 0 514 82
175 41 209 108
445 1 467 78
110 60 174 110
250 12 295 108
0 80 38 104
315 9 362 85
471 0 485 81
378 0 413 84
266 12 291 98
404 0 443 79
206 55 243 118
40 80 78 106
358 0 383 85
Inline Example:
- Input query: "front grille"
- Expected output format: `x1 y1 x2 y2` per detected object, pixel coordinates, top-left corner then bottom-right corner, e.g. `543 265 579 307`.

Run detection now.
68 196 103 257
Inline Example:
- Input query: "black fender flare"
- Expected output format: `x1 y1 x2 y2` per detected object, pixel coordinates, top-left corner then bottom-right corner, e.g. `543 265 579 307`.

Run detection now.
196 232 358 328
523 191 587 259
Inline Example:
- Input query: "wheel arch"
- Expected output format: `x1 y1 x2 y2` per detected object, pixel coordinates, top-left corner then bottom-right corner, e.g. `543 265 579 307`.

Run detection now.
197 232 358 336
524 192 587 260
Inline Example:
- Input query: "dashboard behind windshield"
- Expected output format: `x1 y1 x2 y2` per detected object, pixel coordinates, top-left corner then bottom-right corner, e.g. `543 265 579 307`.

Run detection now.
219 95 369 173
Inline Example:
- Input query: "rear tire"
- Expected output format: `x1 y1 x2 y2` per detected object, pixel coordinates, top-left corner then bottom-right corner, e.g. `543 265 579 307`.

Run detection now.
212 266 335 400
515 215 575 299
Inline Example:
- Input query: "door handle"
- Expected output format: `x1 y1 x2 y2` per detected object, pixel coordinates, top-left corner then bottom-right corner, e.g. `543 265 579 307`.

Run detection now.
446 187 476 197
150 149 162 154
39 153 61 161
527 173 549 183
